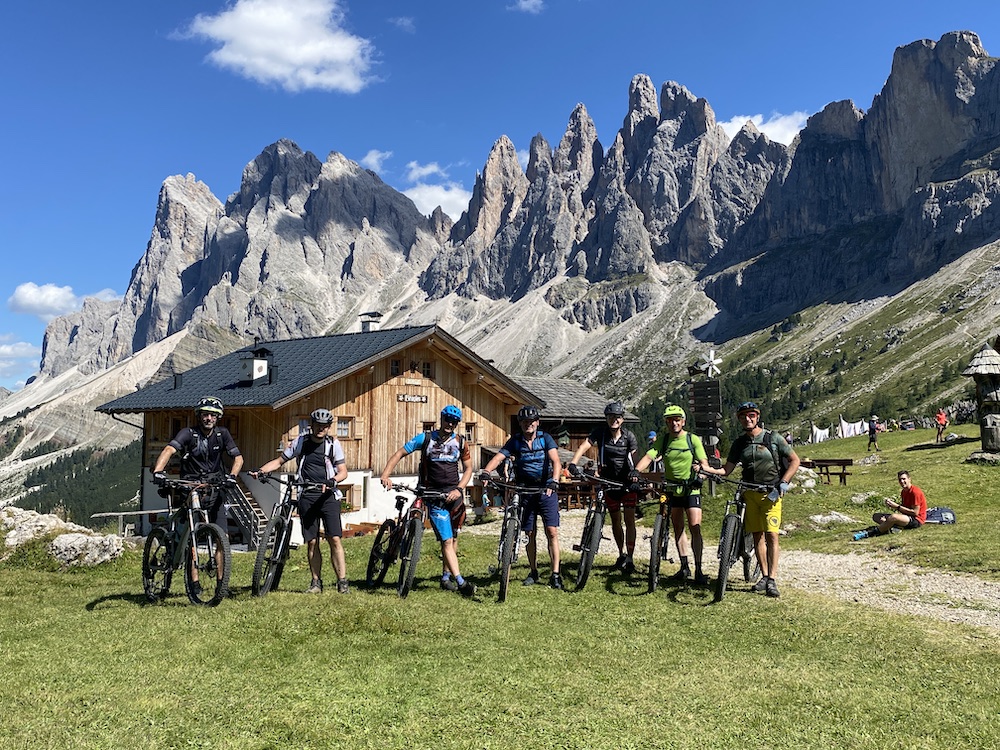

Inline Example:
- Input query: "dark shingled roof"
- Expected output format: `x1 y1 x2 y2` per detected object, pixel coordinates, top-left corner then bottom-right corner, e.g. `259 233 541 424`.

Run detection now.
98 325 463 414
512 376 638 421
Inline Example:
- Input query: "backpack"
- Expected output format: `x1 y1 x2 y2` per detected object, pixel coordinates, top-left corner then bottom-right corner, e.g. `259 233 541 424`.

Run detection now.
418 430 466 487
288 434 341 482
761 430 791 475
925 507 957 524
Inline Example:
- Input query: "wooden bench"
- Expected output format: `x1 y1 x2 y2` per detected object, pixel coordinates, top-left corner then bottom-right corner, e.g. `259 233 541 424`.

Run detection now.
801 458 853 485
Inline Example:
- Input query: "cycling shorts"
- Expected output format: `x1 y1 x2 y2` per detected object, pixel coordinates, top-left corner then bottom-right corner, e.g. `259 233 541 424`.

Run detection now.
605 488 638 512
904 516 922 530
428 504 455 542
743 490 781 534
297 490 342 541
666 492 702 511
519 489 560 533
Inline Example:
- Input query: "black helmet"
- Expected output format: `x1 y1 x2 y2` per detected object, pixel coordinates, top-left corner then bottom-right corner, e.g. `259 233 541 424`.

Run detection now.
195 396 224 416
517 405 540 422
604 401 626 417
310 408 334 425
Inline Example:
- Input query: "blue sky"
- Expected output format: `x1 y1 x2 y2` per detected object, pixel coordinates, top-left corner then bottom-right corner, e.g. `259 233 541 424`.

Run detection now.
1 1 997 391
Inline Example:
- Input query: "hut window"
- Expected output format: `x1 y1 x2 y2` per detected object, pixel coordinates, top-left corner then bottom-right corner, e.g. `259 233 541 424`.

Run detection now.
421 361 435 378
464 422 476 443
336 417 353 439
390 359 401 376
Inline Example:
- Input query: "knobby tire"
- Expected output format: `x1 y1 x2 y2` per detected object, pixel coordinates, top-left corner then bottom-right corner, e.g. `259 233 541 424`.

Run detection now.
142 526 173 602
575 508 604 592
186 522 231 607
714 514 739 603
366 518 396 588
497 510 518 603
648 513 664 594
397 516 423 598
252 512 288 597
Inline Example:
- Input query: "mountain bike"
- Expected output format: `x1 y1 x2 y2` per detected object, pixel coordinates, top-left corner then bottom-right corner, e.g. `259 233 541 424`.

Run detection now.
482 478 538 603
143 475 232 606
250 474 330 597
714 476 770 603
644 479 688 594
570 470 622 591
365 484 447 598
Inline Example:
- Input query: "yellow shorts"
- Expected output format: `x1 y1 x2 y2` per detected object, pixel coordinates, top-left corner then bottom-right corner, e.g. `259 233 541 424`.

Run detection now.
744 490 781 534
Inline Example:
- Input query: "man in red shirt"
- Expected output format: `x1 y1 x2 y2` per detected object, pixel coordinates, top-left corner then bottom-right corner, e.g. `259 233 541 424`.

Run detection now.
869 470 927 535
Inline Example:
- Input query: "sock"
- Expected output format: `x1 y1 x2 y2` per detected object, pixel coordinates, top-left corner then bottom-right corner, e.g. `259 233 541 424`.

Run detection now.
680 556 690 570
456 575 466 586
442 573 451 582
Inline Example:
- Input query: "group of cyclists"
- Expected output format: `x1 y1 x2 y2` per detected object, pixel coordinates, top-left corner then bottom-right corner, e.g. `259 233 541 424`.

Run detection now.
152 394 800 599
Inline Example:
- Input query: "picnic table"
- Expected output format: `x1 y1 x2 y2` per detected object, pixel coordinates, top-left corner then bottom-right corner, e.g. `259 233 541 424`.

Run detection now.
800 458 853 485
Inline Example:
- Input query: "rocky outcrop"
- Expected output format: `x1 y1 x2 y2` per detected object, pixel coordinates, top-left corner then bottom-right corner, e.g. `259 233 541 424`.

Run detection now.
1 502 124 567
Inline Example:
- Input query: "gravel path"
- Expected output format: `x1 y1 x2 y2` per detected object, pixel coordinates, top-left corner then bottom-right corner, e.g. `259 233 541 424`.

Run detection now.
465 509 1000 631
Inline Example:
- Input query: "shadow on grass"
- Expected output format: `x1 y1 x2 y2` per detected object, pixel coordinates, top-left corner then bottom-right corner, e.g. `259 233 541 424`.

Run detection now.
86 591 172 610
905 436 979 451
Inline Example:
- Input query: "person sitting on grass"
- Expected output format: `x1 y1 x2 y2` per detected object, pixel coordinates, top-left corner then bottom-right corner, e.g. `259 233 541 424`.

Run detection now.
856 470 927 539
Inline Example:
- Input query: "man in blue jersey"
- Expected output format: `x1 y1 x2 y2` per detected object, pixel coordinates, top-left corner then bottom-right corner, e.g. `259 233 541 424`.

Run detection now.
380 405 476 597
480 405 563 590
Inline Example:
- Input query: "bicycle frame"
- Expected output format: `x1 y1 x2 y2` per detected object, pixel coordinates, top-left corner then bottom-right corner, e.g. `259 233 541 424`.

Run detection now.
571 471 621 591
483 479 542 602
366 484 447 597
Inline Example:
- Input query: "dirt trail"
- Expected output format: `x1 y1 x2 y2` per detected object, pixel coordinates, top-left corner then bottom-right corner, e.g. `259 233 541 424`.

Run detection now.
465 510 1000 631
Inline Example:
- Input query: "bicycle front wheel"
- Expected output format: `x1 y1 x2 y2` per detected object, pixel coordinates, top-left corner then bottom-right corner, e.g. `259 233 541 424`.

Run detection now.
397 516 423 598
252 512 288 597
186 522 231 606
366 519 397 588
497 511 519 603
142 527 173 602
714 514 739 603
575 508 603 592
647 513 664 594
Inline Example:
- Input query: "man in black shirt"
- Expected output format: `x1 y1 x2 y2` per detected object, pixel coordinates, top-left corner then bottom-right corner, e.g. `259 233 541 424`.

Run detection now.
151 396 243 532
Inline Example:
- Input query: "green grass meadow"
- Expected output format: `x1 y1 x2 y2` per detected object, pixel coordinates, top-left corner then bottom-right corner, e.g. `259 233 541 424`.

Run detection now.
2 426 999 749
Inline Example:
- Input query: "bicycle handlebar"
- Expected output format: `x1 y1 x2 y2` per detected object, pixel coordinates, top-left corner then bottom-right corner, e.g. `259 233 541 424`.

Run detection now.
576 471 626 489
388 483 451 501
481 479 551 495
709 474 772 493
252 473 333 493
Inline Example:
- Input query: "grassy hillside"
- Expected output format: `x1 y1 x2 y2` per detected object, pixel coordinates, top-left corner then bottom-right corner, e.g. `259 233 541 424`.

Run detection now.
2 427 998 748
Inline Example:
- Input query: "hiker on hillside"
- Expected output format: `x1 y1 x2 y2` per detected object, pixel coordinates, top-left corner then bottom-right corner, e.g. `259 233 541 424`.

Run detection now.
867 414 881 452
712 401 800 598
251 408 350 594
380 405 476 598
479 405 564 590
632 404 715 585
151 396 243 534
567 401 639 573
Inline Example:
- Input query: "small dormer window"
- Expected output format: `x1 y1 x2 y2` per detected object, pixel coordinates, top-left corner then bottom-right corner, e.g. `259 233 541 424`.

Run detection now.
390 359 401 377
422 361 434 378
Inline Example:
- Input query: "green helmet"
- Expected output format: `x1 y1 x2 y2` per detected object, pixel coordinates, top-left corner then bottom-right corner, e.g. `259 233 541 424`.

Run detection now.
662 404 686 419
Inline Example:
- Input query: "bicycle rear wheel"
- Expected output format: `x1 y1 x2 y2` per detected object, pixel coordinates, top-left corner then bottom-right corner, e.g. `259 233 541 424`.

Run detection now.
142 527 173 602
742 531 761 582
714 514 739 603
366 518 396 587
575 508 603 592
252 512 288 597
497 510 518 603
186 522 231 606
397 516 423 598
647 513 665 593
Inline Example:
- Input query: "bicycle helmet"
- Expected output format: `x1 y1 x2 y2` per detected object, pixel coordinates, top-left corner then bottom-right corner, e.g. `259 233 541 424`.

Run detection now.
310 408 334 425
604 401 626 417
736 401 760 415
517 405 540 422
195 396 224 416
663 404 686 419
441 405 462 422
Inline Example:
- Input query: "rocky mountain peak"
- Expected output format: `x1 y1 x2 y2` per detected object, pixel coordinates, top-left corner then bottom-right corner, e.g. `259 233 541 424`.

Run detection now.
450 135 528 246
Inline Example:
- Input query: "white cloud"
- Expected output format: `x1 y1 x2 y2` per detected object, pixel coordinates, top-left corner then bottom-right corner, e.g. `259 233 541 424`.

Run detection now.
360 149 393 172
404 160 448 183
0 340 42 383
389 16 415 33
7 283 121 323
719 111 810 146
185 0 375 93
7 283 80 322
517 149 530 171
404 183 472 222
508 0 545 13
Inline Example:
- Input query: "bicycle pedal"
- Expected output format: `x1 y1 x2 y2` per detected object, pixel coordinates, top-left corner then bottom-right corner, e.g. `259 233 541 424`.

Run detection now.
572 544 582 552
